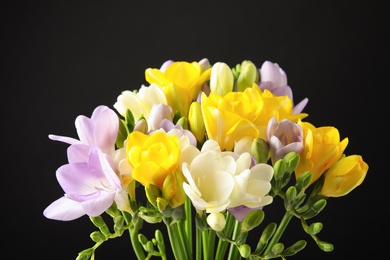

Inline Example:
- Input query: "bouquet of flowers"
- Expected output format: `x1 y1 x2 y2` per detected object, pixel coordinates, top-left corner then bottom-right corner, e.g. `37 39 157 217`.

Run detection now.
43 58 368 260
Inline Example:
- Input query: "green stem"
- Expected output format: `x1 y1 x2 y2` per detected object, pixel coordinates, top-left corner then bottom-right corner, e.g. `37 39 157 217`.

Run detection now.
202 230 209 259
215 212 235 260
263 211 294 255
195 226 202 260
122 212 145 260
184 198 193 255
227 220 241 260
208 229 216 260
166 220 189 260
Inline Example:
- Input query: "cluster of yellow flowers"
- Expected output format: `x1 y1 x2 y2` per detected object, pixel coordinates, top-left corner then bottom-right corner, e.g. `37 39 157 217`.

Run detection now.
44 58 368 260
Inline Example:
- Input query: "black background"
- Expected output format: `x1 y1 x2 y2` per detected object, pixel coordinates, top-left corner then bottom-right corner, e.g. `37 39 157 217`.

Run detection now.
3 1 387 259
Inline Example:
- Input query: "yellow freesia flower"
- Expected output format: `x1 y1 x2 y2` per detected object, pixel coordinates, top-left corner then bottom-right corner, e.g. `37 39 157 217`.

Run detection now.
201 84 308 151
126 131 181 189
295 121 349 185
145 61 211 118
320 155 368 197
201 84 263 151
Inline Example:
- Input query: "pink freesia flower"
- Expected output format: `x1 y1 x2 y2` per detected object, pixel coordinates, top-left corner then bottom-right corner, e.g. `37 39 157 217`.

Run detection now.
43 146 124 221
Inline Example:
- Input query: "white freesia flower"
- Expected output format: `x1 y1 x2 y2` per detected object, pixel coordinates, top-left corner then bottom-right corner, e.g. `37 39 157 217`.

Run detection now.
113 83 168 122
182 140 235 213
229 153 273 208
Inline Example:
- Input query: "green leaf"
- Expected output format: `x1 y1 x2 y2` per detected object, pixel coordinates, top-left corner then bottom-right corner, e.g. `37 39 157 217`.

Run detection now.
115 118 128 148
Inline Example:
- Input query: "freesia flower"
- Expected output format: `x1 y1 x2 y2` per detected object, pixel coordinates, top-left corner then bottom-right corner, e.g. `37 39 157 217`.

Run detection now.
43 146 126 221
145 60 212 117
259 60 308 114
320 155 368 197
201 84 263 151
48 105 119 157
113 83 168 123
147 103 173 131
126 131 180 189
267 117 304 164
295 121 349 185
201 84 308 151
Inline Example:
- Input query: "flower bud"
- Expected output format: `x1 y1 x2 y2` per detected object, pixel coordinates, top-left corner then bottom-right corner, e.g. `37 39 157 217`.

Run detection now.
188 101 206 143
267 117 304 165
320 155 368 197
236 60 259 92
209 62 234 96
133 118 147 133
148 104 173 131
206 212 226 231
241 209 264 232
238 244 251 258
250 138 269 164
162 171 187 208
145 184 162 207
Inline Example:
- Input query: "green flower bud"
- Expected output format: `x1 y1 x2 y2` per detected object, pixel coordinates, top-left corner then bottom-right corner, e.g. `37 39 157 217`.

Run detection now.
236 60 259 92
301 199 327 219
307 222 323 235
251 138 269 164
114 215 124 230
241 209 264 232
138 233 148 245
139 207 163 224
296 171 312 191
90 231 107 243
238 244 251 258
210 62 234 96
76 248 94 260
317 240 334 252
145 184 162 207
285 186 297 210
90 216 111 236
157 197 169 212
283 151 300 172
176 116 189 130
255 222 277 254
281 240 307 256
271 243 284 254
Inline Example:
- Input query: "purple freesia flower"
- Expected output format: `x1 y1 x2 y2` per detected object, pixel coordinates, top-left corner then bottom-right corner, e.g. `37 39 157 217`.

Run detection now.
43 146 124 221
158 119 197 146
48 105 119 157
44 105 128 220
267 117 304 164
259 61 308 114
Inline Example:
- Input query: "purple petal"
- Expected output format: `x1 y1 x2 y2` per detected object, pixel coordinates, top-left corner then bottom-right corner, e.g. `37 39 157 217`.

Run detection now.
43 197 85 221
228 205 263 222
48 134 80 145
293 98 309 114
80 192 116 216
